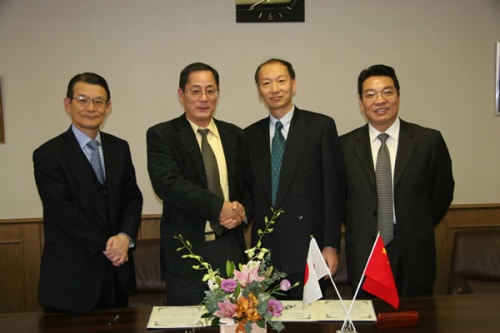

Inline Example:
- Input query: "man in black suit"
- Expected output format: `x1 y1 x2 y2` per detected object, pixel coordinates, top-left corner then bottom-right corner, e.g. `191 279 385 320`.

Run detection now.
245 59 345 299
340 64 454 296
147 62 250 305
33 73 143 312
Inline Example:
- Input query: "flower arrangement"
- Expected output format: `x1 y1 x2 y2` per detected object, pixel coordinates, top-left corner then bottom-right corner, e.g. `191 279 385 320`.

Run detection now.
175 208 297 333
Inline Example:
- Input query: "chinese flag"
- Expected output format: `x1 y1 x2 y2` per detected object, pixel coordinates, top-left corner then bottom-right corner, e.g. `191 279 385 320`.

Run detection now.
362 235 399 309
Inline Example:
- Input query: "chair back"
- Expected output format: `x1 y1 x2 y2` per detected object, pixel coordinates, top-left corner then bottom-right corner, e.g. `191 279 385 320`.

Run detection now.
450 228 500 294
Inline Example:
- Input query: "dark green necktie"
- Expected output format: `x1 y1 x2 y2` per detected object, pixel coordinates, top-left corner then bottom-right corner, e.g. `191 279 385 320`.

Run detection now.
271 121 285 206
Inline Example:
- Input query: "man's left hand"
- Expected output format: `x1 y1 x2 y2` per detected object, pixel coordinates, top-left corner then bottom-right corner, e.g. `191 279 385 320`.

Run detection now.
103 234 130 267
322 246 340 276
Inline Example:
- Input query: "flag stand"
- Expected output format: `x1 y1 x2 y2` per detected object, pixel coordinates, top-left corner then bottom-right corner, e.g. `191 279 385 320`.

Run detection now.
303 237 356 331
339 233 383 332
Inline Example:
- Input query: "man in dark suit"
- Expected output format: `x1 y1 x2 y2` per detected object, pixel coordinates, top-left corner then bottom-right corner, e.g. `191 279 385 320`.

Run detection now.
33 72 143 312
340 64 454 296
147 62 250 305
245 59 345 299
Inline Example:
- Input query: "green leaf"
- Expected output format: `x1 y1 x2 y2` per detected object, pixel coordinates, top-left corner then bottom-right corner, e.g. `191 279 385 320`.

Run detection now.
226 260 235 277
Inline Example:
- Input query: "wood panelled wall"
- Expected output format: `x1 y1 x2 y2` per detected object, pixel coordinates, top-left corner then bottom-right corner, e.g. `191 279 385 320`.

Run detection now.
1 204 499 313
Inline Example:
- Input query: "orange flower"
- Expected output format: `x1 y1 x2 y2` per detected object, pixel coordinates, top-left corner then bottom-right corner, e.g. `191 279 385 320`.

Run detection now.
235 292 262 332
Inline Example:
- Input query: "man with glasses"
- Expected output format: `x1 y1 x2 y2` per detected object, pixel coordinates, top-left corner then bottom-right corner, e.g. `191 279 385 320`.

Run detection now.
340 64 454 297
33 72 143 312
147 62 250 305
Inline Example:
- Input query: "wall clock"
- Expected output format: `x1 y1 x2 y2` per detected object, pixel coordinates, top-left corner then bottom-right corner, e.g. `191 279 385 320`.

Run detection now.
235 0 305 23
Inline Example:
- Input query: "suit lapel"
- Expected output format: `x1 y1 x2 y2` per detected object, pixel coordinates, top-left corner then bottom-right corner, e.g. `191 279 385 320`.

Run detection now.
62 129 108 223
394 120 416 186
353 125 377 188
101 133 113 190
62 129 98 193
217 120 236 198
275 109 308 206
176 115 207 186
251 119 273 203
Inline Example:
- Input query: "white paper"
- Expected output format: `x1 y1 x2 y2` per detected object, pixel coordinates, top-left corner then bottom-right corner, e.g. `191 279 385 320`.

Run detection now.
275 300 376 322
146 300 376 329
146 306 208 329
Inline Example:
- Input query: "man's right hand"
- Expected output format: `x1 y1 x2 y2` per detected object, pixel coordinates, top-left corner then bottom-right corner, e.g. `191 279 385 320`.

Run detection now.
219 201 246 229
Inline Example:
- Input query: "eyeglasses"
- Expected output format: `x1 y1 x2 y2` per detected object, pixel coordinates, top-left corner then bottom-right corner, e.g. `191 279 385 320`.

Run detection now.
71 95 109 108
362 88 397 101
184 88 219 99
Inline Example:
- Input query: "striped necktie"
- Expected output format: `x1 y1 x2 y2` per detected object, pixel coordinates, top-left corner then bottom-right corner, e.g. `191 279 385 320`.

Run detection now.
198 128 225 236
87 140 105 184
376 133 394 244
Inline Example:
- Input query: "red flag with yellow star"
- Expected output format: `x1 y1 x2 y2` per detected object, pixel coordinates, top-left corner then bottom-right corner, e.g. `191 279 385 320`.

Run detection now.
362 234 399 309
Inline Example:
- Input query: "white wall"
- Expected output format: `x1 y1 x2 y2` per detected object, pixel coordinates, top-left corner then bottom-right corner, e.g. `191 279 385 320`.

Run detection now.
1 0 499 219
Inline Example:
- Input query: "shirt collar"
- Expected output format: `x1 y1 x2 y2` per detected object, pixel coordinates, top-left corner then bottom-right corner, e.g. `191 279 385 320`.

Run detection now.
368 117 400 143
187 117 220 139
269 105 295 132
71 124 102 149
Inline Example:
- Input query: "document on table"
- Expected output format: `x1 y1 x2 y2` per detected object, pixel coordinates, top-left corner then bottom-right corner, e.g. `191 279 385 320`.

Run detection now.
276 300 376 322
147 306 208 329
147 300 376 328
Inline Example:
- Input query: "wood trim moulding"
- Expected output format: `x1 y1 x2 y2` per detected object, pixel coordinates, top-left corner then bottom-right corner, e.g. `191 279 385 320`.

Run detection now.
1 203 500 227
2 203 500 223
0 218 44 225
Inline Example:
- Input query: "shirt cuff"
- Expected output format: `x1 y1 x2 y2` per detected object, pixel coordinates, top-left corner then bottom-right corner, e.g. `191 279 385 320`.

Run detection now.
119 232 134 248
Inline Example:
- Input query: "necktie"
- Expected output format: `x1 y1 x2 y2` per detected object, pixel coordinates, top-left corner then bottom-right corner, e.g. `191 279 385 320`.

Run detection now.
271 121 285 206
87 140 105 184
198 129 225 236
376 133 394 244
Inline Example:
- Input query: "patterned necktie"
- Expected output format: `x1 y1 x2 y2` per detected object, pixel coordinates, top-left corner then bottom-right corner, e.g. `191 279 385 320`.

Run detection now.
198 129 225 236
376 133 394 244
87 139 105 184
271 121 285 206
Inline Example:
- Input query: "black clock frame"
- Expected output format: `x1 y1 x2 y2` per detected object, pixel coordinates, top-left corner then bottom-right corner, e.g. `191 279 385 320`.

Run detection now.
236 0 305 23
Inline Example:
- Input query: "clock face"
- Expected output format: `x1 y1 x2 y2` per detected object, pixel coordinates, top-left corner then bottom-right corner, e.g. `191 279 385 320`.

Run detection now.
235 0 305 23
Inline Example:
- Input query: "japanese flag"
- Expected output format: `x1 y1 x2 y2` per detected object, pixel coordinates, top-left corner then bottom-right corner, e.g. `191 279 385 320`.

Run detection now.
303 237 331 305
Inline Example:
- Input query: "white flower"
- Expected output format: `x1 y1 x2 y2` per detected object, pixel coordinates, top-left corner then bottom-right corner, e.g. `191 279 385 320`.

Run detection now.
246 260 261 270
208 278 219 291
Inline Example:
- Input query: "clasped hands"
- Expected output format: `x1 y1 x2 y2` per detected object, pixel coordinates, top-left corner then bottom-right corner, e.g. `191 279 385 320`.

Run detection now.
218 200 246 230
103 234 130 267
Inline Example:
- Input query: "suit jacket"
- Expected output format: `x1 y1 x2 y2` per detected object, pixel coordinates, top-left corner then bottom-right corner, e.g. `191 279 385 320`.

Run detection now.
340 119 454 291
245 108 344 274
146 114 251 293
33 127 143 312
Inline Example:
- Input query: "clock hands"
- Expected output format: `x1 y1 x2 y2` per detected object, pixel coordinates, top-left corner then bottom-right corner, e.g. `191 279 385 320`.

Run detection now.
250 0 270 10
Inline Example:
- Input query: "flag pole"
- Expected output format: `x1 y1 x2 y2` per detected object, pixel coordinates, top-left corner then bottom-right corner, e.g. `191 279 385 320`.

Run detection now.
327 274 355 331
340 232 381 332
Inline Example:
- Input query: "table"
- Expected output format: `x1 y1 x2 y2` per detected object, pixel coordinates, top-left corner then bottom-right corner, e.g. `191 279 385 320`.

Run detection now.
1 294 499 332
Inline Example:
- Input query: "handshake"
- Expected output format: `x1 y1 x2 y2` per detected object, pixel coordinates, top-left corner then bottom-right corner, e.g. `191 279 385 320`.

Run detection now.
218 201 246 230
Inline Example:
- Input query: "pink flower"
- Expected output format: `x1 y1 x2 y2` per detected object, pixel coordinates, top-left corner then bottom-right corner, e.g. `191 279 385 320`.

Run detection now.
214 299 236 320
267 299 283 317
221 279 238 293
233 264 265 287
279 279 291 291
